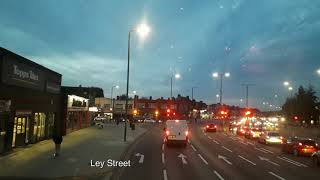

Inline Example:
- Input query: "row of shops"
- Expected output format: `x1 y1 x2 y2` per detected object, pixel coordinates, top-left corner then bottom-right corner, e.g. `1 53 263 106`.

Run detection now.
0 47 97 154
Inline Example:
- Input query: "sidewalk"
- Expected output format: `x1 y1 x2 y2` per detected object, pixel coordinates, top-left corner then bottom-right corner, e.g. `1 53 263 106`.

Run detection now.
0 123 147 179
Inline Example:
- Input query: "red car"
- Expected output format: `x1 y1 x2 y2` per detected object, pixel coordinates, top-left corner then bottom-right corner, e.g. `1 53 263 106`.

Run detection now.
282 137 318 156
205 124 217 132
236 126 248 136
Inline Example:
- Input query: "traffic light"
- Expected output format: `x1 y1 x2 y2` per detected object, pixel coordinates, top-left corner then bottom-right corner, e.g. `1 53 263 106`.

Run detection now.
245 110 251 116
173 112 176 116
133 109 137 116
155 110 159 116
293 116 299 120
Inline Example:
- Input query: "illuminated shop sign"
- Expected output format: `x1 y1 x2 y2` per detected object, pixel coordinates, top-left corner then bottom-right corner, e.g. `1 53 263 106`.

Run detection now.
67 95 89 109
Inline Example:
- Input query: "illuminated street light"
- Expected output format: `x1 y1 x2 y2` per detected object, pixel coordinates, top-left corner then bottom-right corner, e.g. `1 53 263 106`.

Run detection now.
216 94 220 98
212 72 219 78
110 85 120 112
175 73 181 79
170 73 181 98
212 72 230 104
288 86 293 91
283 81 290 86
136 23 151 39
317 68 320 75
224 72 230 77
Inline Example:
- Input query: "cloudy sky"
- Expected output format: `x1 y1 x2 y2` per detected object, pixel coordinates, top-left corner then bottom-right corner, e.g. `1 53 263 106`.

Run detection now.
1 0 320 110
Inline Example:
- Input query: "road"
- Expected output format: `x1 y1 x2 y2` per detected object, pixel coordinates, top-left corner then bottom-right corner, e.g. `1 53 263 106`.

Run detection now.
117 122 320 180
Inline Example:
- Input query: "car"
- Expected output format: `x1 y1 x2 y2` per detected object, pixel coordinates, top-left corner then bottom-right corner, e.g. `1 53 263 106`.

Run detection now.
282 137 318 156
137 119 144 123
144 118 156 123
245 127 262 139
312 151 320 166
164 120 189 147
236 126 248 136
258 131 283 145
205 124 217 132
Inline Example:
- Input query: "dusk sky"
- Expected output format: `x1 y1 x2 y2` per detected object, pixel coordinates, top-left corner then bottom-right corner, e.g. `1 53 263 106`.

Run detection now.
1 0 320 111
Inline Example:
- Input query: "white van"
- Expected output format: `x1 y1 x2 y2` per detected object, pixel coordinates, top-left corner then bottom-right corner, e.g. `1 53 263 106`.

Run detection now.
164 120 189 147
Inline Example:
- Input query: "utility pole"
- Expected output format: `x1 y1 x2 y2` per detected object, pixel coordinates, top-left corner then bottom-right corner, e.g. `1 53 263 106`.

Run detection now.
241 83 255 108
191 86 198 100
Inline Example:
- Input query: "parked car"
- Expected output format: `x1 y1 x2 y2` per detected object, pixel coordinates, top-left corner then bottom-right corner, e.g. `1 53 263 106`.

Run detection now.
144 118 156 123
205 124 217 132
245 127 262 139
258 131 283 145
312 151 320 166
282 137 318 156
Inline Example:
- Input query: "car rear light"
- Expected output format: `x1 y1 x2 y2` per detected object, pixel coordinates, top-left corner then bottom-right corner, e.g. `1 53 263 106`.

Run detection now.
206 125 209 128
316 143 318 147
214 125 217 128
185 131 189 136
298 142 303 146
166 130 170 135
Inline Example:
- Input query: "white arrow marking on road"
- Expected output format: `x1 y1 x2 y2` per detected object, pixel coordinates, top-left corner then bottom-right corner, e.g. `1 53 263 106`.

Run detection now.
238 155 256 166
259 156 280 166
135 153 144 163
178 153 188 164
269 171 286 180
212 139 220 144
213 170 225 180
218 154 232 165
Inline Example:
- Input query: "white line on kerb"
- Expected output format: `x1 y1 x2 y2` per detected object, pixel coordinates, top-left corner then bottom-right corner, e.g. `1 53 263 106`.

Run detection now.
163 169 168 180
269 171 286 180
214 170 225 180
238 155 256 165
190 144 197 151
222 146 233 153
198 154 209 165
212 139 220 144
254 147 268 154
162 153 165 164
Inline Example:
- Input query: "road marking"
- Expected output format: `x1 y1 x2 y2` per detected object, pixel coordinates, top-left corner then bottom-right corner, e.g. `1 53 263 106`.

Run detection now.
277 156 307 167
240 141 248 145
198 154 209 165
259 148 274 154
207 136 213 139
162 144 164 151
223 133 228 136
269 171 286 180
237 137 243 141
218 154 232 165
238 155 256 165
135 153 144 163
259 156 280 166
230 137 237 140
163 169 168 180
190 144 197 151
212 139 220 144
247 142 255 146
188 139 191 144
213 170 225 180
222 146 233 153
178 153 188 164
162 153 165 164
254 147 268 154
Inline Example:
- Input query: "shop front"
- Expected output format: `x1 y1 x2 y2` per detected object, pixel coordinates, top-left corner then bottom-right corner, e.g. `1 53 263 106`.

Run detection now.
0 47 61 153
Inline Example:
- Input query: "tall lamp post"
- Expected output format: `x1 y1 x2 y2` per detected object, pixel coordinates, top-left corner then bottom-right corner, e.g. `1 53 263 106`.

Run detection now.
124 23 150 142
212 72 230 104
170 73 181 99
191 86 198 100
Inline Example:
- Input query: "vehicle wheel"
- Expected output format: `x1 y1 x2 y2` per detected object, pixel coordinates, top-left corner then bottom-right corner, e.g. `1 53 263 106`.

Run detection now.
293 149 299 156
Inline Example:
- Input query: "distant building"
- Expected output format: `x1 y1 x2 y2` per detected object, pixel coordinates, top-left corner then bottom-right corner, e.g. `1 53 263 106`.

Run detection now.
61 85 104 106
95 97 134 119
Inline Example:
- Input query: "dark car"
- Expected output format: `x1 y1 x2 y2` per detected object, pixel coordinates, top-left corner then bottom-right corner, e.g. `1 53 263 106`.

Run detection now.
282 137 318 156
312 151 320 166
205 124 217 132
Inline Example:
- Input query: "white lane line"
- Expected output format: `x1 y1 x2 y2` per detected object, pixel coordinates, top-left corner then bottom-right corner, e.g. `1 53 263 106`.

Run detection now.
223 133 228 136
238 155 256 166
162 144 164 151
222 146 233 153
212 139 220 144
213 170 225 180
259 148 274 154
269 171 286 180
162 153 165 164
188 139 191 144
230 137 237 140
247 142 255 146
207 136 213 140
277 156 307 167
198 154 209 165
163 169 168 180
240 141 248 145
190 144 197 152
237 137 243 140
254 147 268 154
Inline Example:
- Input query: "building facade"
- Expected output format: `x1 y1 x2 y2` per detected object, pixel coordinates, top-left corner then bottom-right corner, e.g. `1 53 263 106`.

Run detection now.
95 97 134 119
0 47 61 154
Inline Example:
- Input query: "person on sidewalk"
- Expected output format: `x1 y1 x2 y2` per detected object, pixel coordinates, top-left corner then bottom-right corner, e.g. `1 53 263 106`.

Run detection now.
53 133 63 158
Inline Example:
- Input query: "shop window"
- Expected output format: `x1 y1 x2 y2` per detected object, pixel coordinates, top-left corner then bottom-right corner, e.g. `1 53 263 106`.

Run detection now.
34 113 46 141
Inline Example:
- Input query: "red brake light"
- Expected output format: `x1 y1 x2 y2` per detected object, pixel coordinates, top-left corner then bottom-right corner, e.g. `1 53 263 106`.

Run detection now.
185 131 189 136
298 142 303 146
214 125 217 128
166 130 170 135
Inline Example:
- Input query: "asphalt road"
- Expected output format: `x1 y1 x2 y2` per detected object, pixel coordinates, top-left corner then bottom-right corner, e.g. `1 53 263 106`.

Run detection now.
117 122 320 180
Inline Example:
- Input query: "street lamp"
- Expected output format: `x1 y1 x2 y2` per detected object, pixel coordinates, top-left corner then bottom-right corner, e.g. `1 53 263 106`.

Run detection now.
317 68 320 75
110 85 119 113
191 86 198 100
283 81 290 86
212 72 230 104
124 23 151 142
170 73 181 98
288 86 293 97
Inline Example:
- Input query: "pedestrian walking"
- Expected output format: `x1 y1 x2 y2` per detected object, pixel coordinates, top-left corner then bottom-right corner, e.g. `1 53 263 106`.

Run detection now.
53 133 63 158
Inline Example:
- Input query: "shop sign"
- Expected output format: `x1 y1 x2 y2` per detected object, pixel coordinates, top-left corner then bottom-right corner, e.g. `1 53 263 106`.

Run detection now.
67 95 89 109
2 55 45 91
15 110 32 116
0 100 11 112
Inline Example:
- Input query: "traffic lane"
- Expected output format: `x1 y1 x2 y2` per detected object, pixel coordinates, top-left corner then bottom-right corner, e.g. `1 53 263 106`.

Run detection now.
119 125 163 180
205 129 320 179
164 142 220 180
190 125 265 180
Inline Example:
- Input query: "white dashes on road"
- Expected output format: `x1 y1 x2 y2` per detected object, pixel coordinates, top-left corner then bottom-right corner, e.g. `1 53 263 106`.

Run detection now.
162 152 165 164
212 139 220 144
259 148 274 154
222 146 233 153
207 136 212 140
198 154 209 165
254 147 268 154
213 170 225 180
162 144 164 151
238 155 256 166
277 156 307 167
163 169 168 180
269 171 286 180
190 144 197 152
